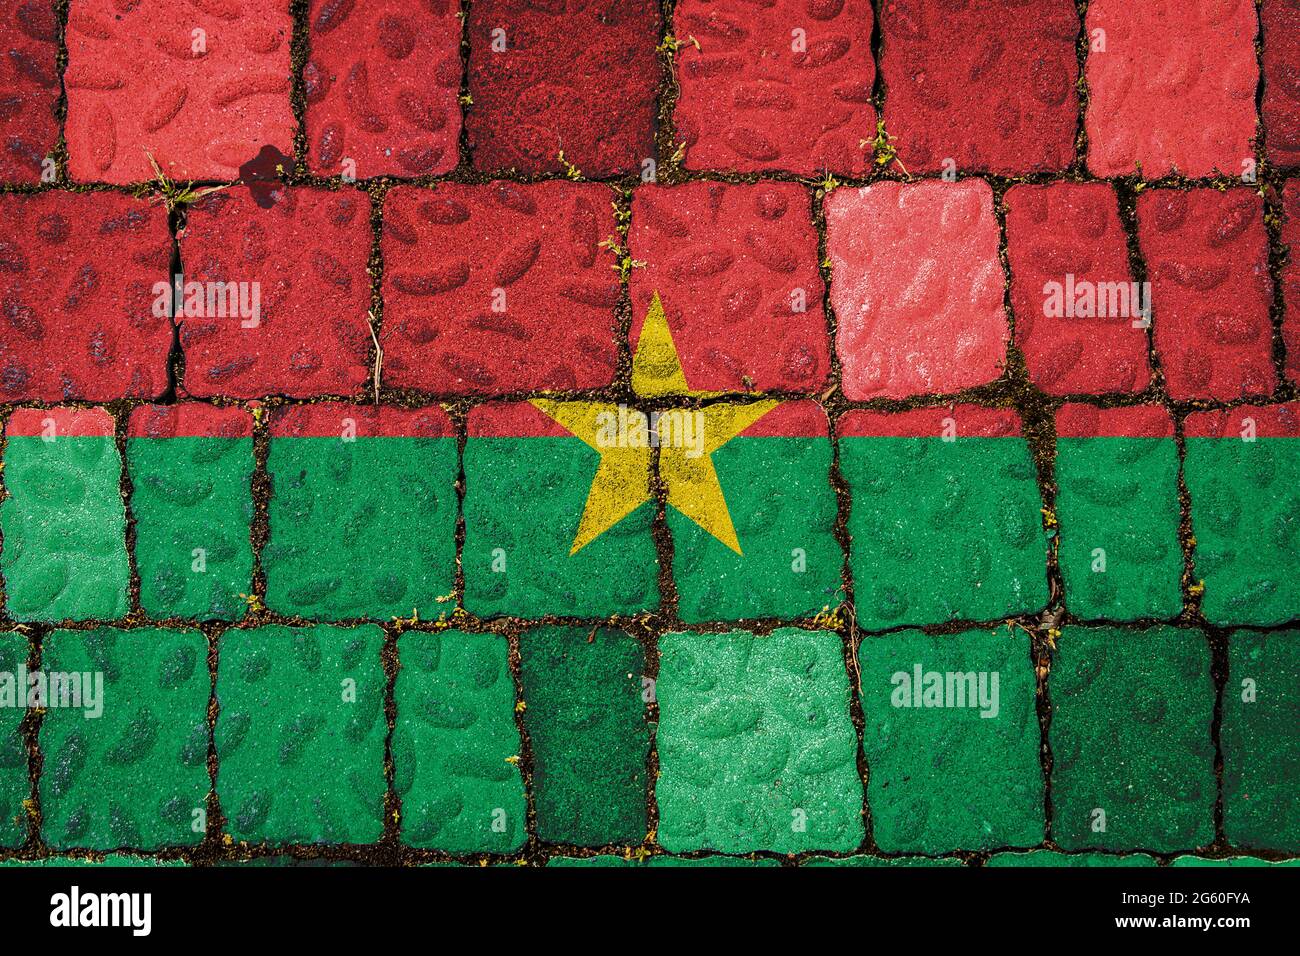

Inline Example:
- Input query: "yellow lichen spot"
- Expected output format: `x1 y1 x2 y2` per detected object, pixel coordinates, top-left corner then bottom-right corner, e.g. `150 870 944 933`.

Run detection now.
505 755 520 765
1189 580 1206 596
515 700 527 713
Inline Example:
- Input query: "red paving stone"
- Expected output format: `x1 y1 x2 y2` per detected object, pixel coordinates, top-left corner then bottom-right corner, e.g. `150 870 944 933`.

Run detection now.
1137 188 1275 402
628 182 828 393
381 182 619 394
127 403 254 439
879 0 1078 175
64 0 295 184
1005 182 1151 395
673 0 876 176
177 187 371 399
0 192 171 402
1 1 59 183
1056 403 1174 439
1264 0 1300 169
305 0 462 178
837 405 1022 438
466 0 660 176
269 402 454 438
1085 0 1258 178
826 180 1008 399
1283 180 1300 387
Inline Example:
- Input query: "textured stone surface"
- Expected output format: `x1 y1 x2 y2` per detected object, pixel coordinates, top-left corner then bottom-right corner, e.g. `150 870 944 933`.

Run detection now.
1050 626 1216 852
1281 180 1300 387
0 633 27 848
393 630 525 852
216 625 386 844
0 0 59 182
1264 0 1300 168
1170 855 1300 867
657 628 863 853
39 627 210 850
826 181 1008 398
986 851 1156 867
673 0 876 176
802 854 964 867
382 182 619 393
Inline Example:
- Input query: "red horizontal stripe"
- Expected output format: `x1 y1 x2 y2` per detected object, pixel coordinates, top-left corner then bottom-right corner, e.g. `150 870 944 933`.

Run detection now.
6 407 115 438
1184 403 1300 439
1056 403 1174 439
128 403 254 439
837 405 1021 438
270 403 453 438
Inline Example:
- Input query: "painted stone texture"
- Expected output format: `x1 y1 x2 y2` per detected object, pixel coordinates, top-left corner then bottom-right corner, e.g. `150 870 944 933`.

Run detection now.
0 0 59 182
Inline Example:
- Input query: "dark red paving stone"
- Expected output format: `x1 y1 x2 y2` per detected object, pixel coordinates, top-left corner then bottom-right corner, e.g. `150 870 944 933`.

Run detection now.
178 187 371 399
305 0 462 179
1005 183 1151 395
628 182 827 393
382 182 619 394
826 180 1007 399
127 402 255 439
879 0 1078 175
64 0 294 184
1281 180 1300 387
1136 188 1274 402
1264 0 1300 169
1085 0 1258 178
0 192 172 402
0 1 59 183
673 0 876 176
466 0 660 176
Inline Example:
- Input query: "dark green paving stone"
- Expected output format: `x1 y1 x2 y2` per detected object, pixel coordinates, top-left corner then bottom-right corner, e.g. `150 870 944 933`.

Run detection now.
1054 405 1182 621
0 633 28 847
519 626 648 845
803 855 965 867
1050 626 1215 852
0 855 185 867
859 628 1044 853
986 851 1157 867
547 855 781 867
838 407 1049 629
127 405 254 621
1222 630 1300 851
1184 405 1300 625
39 628 210 850
393 630 525 852
216 625 386 844
264 405 457 620
657 628 863 854
1 409 128 621
671 402 842 621
1170 856 1300 867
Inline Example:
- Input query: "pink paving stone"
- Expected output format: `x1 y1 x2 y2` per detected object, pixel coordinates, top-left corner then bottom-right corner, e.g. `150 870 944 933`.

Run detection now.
1281 180 1300 386
381 182 620 394
64 0 295 184
305 0 462 178
673 0 876 176
1137 188 1275 402
628 182 828 393
0 192 172 402
1085 0 1258 178
1005 182 1152 395
1 1 59 182
1263 0 1300 168
177 187 372 399
825 180 1008 399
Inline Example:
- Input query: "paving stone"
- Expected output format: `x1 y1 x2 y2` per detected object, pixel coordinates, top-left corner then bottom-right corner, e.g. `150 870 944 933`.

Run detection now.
838 406 1048 629
1264 0 1300 168
1280 180 1300 387
1184 404 1300 626
127 404 254 621
65 0 295 183
178 187 372 399
0 1 59 182
1170 855 1300 867
672 0 876 176
1137 188 1274 402
0 632 28 848
466 0 660 176
0 192 172 402
547 854 781 867
656 628 863 854
1 408 129 622
826 181 1008 398
985 851 1156 867
38 627 209 850
802 855 964 867
264 404 457 621
381 182 619 394
879 0 1078 175
0 854 185 867
462 402 660 618
628 182 828 393
518 626 647 846
1005 183 1152 395
1223 630 1300 852
393 630 525 852
1085 0 1258 178
1054 405 1182 621
859 628 1043 853
216 624 386 844
305 0 461 178
1050 626 1216 852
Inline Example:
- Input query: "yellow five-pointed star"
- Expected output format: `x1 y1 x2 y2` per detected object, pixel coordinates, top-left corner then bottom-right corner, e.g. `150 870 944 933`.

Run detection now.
532 292 777 555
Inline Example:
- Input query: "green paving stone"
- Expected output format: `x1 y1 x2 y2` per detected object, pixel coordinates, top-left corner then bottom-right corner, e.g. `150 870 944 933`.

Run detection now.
985 851 1157 867
216 625 386 844
393 630 525 852
519 626 648 846
1170 856 1300 867
1050 626 1215 852
547 854 782 867
1222 630 1300 852
803 855 965 867
0 633 28 848
657 628 863 854
38 628 210 850
859 628 1044 853
0 855 185 867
